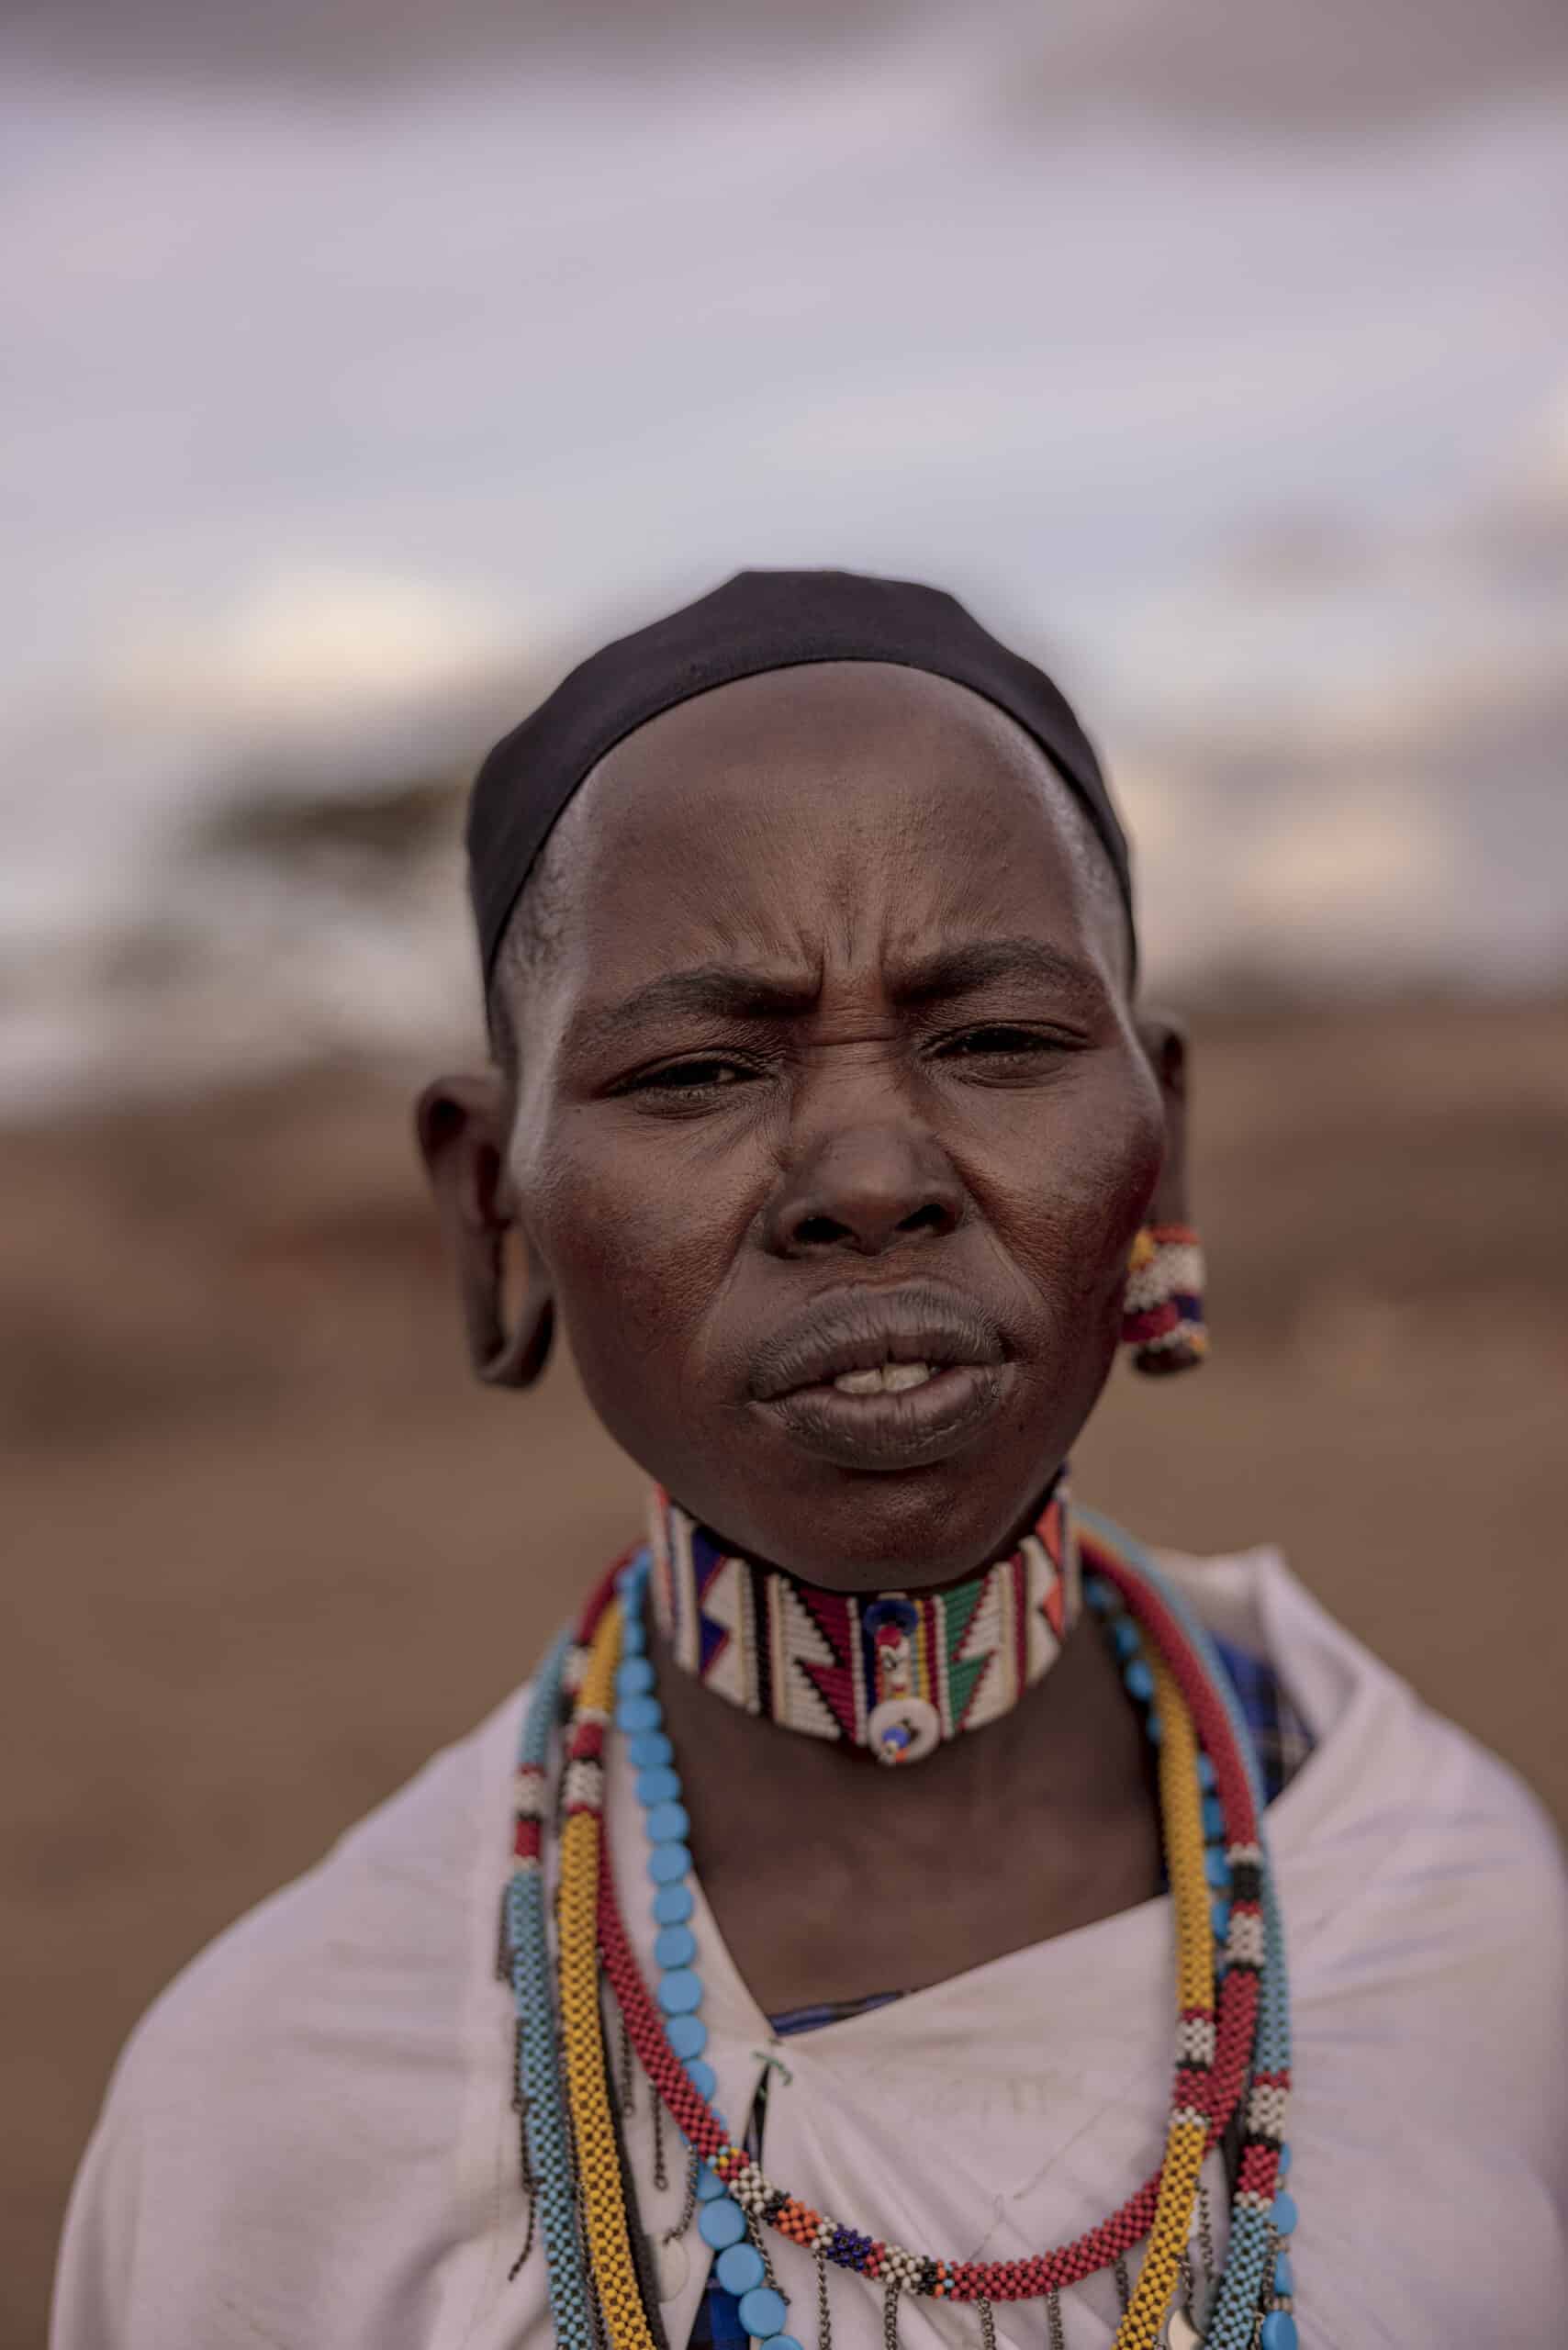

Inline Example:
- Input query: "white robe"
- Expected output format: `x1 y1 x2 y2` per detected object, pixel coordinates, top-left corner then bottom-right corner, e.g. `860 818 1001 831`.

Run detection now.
51 1546 1568 2349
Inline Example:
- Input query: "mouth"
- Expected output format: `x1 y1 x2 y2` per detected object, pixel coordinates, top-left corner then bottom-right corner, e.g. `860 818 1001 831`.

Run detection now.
749 1283 1014 1471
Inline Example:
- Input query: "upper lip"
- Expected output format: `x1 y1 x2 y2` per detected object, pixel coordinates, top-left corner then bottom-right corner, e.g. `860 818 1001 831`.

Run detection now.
748 1281 1008 1402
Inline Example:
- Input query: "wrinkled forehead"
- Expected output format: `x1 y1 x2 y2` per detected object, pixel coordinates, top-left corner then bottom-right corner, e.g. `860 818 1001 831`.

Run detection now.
524 663 1131 988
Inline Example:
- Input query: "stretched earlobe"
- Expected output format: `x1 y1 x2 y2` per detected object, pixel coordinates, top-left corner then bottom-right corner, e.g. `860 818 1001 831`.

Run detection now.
1124 1013 1207 1374
414 1073 555 1391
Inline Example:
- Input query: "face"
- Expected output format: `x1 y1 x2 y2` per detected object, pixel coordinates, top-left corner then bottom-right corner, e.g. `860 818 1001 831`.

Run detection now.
466 663 1169 1589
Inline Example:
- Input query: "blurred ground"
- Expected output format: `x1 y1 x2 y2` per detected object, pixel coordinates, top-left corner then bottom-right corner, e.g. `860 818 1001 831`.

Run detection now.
6 989 1567 2343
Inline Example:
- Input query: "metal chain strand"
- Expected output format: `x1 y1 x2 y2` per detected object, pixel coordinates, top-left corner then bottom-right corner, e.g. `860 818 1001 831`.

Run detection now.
662 2150 700 2247
882 2277 902 2350
977 2298 997 2350
1114 2254 1132 2313
1197 2179 1216 2297
746 2211 781 2295
815 2246 833 2350
651 2084 666 2192
617 2010 636 2120
1047 2287 1066 2350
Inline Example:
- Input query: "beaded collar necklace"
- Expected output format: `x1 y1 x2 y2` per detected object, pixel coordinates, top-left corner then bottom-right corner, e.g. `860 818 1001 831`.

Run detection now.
645 1479 1081 1765
500 1503 1299 2350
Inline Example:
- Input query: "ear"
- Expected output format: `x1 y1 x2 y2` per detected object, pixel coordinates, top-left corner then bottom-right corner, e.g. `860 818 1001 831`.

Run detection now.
414 1070 554 1389
1134 1011 1192 1226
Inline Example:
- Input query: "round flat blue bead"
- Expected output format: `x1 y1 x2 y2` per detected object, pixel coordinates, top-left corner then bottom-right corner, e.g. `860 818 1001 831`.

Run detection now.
1211 1898 1231 1941
1202 1794 1225 1838
1272 2252 1294 2298
762 2337 805 2350
685 2058 717 2098
655 1924 698 1969
1196 1753 1217 1790
1144 1708 1163 1742
628 1729 673 1769
645 1800 691 1845
697 2197 747 2251
652 1882 694 1925
616 1656 655 1697
636 1765 682 1807
1260 2317 1297 2350
1123 1657 1156 1702
738 2288 789 2339
1084 1574 1114 1615
1112 1617 1140 1658
666 2012 707 2059
620 1619 646 1655
1204 1846 1230 1887
715 2244 766 2296
1277 2139 1292 2177
617 1695 664 1734
694 2163 726 2202
1271 2190 1298 2236
647 1842 692 1886
658 1966 703 2015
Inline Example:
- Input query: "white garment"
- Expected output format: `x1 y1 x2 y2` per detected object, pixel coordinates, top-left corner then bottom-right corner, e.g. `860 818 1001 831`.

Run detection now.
52 1548 1568 2350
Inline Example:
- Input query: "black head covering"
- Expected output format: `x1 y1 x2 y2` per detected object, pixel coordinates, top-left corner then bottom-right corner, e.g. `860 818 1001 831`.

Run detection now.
467 567 1135 990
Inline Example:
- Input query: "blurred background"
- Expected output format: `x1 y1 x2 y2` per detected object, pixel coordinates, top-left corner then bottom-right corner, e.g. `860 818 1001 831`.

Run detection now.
5 0 1567 2337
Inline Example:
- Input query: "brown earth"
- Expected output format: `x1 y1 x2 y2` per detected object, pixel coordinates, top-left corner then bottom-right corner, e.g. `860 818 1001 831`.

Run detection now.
6 991 1567 2344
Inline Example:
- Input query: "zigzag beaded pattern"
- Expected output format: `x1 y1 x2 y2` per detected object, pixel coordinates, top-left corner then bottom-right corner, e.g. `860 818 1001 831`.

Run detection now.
593 1544 1273 2307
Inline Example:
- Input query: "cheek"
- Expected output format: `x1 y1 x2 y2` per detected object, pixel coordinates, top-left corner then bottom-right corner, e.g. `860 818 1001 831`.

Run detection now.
982 1080 1164 1307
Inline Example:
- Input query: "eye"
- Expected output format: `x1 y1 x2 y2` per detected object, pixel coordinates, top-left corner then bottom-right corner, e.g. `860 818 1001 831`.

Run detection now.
620 1056 762 1107
932 1024 1069 1061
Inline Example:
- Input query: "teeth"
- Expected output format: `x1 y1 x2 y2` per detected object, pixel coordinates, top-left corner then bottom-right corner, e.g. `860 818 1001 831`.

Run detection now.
832 1361 935 1395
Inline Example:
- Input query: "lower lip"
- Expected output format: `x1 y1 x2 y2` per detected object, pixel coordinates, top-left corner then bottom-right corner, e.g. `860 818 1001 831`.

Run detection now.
756 1362 1012 1470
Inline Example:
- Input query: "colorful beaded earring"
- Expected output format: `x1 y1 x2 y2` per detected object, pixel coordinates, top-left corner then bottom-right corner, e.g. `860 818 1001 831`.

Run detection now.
1122 1224 1208 1374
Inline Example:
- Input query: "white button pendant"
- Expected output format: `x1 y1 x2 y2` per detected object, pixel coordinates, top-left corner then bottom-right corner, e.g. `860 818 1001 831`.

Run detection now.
1161 2304 1201 2349
655 2232 689 2301
868 1695 941 1763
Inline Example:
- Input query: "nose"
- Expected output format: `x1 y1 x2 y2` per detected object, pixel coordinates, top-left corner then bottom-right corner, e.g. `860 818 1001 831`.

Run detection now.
765 1118 965 1258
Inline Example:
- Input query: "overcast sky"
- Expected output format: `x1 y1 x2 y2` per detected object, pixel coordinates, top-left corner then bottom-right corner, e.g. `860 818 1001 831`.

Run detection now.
3 2 1566 1102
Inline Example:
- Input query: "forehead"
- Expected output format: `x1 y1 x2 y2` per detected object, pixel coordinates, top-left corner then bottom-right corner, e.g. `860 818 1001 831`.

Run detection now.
514 661 1127 1006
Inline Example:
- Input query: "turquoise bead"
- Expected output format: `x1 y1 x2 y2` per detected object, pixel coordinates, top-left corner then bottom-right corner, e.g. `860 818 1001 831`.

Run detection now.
620 1618 646 1655
628 1729 673 1769
762 2338 805 2350
1204 1845 1230 1887
1273 2252 1294 2297
1124 1657 1155 1701
738 2288 789 2338
1271 2189 1298 2235
652 1882 695 1926
666 2013 707 2060
1196 1752 1216 1790
645 1800 691 1844
655 1924 697 1969
1084 1574 1114 1614
694 2163 726 2201
636 1766 682 1807
1144 1708 1163 1742
648 1842 693 1885
716 2244 766 2296
685 2058 717 2098
1277 2140 1292 2177
1112 1617 1140 1658
1210 1898 1231 1941
616 1656 655 1697
658 1967 703 2015
1202 1794 1225 1838
617 1695 663 1734
697 2197 747 2251
1260 2318 1297 2350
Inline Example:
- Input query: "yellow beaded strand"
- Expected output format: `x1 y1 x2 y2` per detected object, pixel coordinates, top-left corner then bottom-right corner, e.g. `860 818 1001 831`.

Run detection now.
557 1601 664 2350
1112 1650 1215 2350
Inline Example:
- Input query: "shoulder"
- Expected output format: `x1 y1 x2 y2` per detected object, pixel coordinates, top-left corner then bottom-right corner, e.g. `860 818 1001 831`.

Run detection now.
52 1684 530 2348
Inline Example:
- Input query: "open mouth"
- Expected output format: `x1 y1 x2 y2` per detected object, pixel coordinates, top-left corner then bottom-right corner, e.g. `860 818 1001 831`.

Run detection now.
748 1283 1013 1469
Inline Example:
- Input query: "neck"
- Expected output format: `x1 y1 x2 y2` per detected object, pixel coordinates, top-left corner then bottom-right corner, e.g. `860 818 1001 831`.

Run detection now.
647 1475 1081 1766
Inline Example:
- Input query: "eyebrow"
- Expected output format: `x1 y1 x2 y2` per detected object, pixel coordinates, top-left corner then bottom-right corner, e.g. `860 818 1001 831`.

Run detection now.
567 936 1108 1055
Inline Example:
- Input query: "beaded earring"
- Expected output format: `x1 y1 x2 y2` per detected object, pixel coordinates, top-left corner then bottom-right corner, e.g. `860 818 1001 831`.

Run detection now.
1121 1224 1207 1374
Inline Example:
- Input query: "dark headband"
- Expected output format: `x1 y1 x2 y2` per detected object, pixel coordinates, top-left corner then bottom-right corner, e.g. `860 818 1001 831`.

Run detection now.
466 566 1135 990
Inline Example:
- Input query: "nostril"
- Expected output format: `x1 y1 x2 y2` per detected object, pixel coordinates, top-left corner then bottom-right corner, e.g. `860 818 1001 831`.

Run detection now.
795 1213 851 1248
899 1203 952 1237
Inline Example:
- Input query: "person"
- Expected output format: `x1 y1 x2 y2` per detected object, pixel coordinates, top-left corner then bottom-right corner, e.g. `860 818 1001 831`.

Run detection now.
52 571 1567 2349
